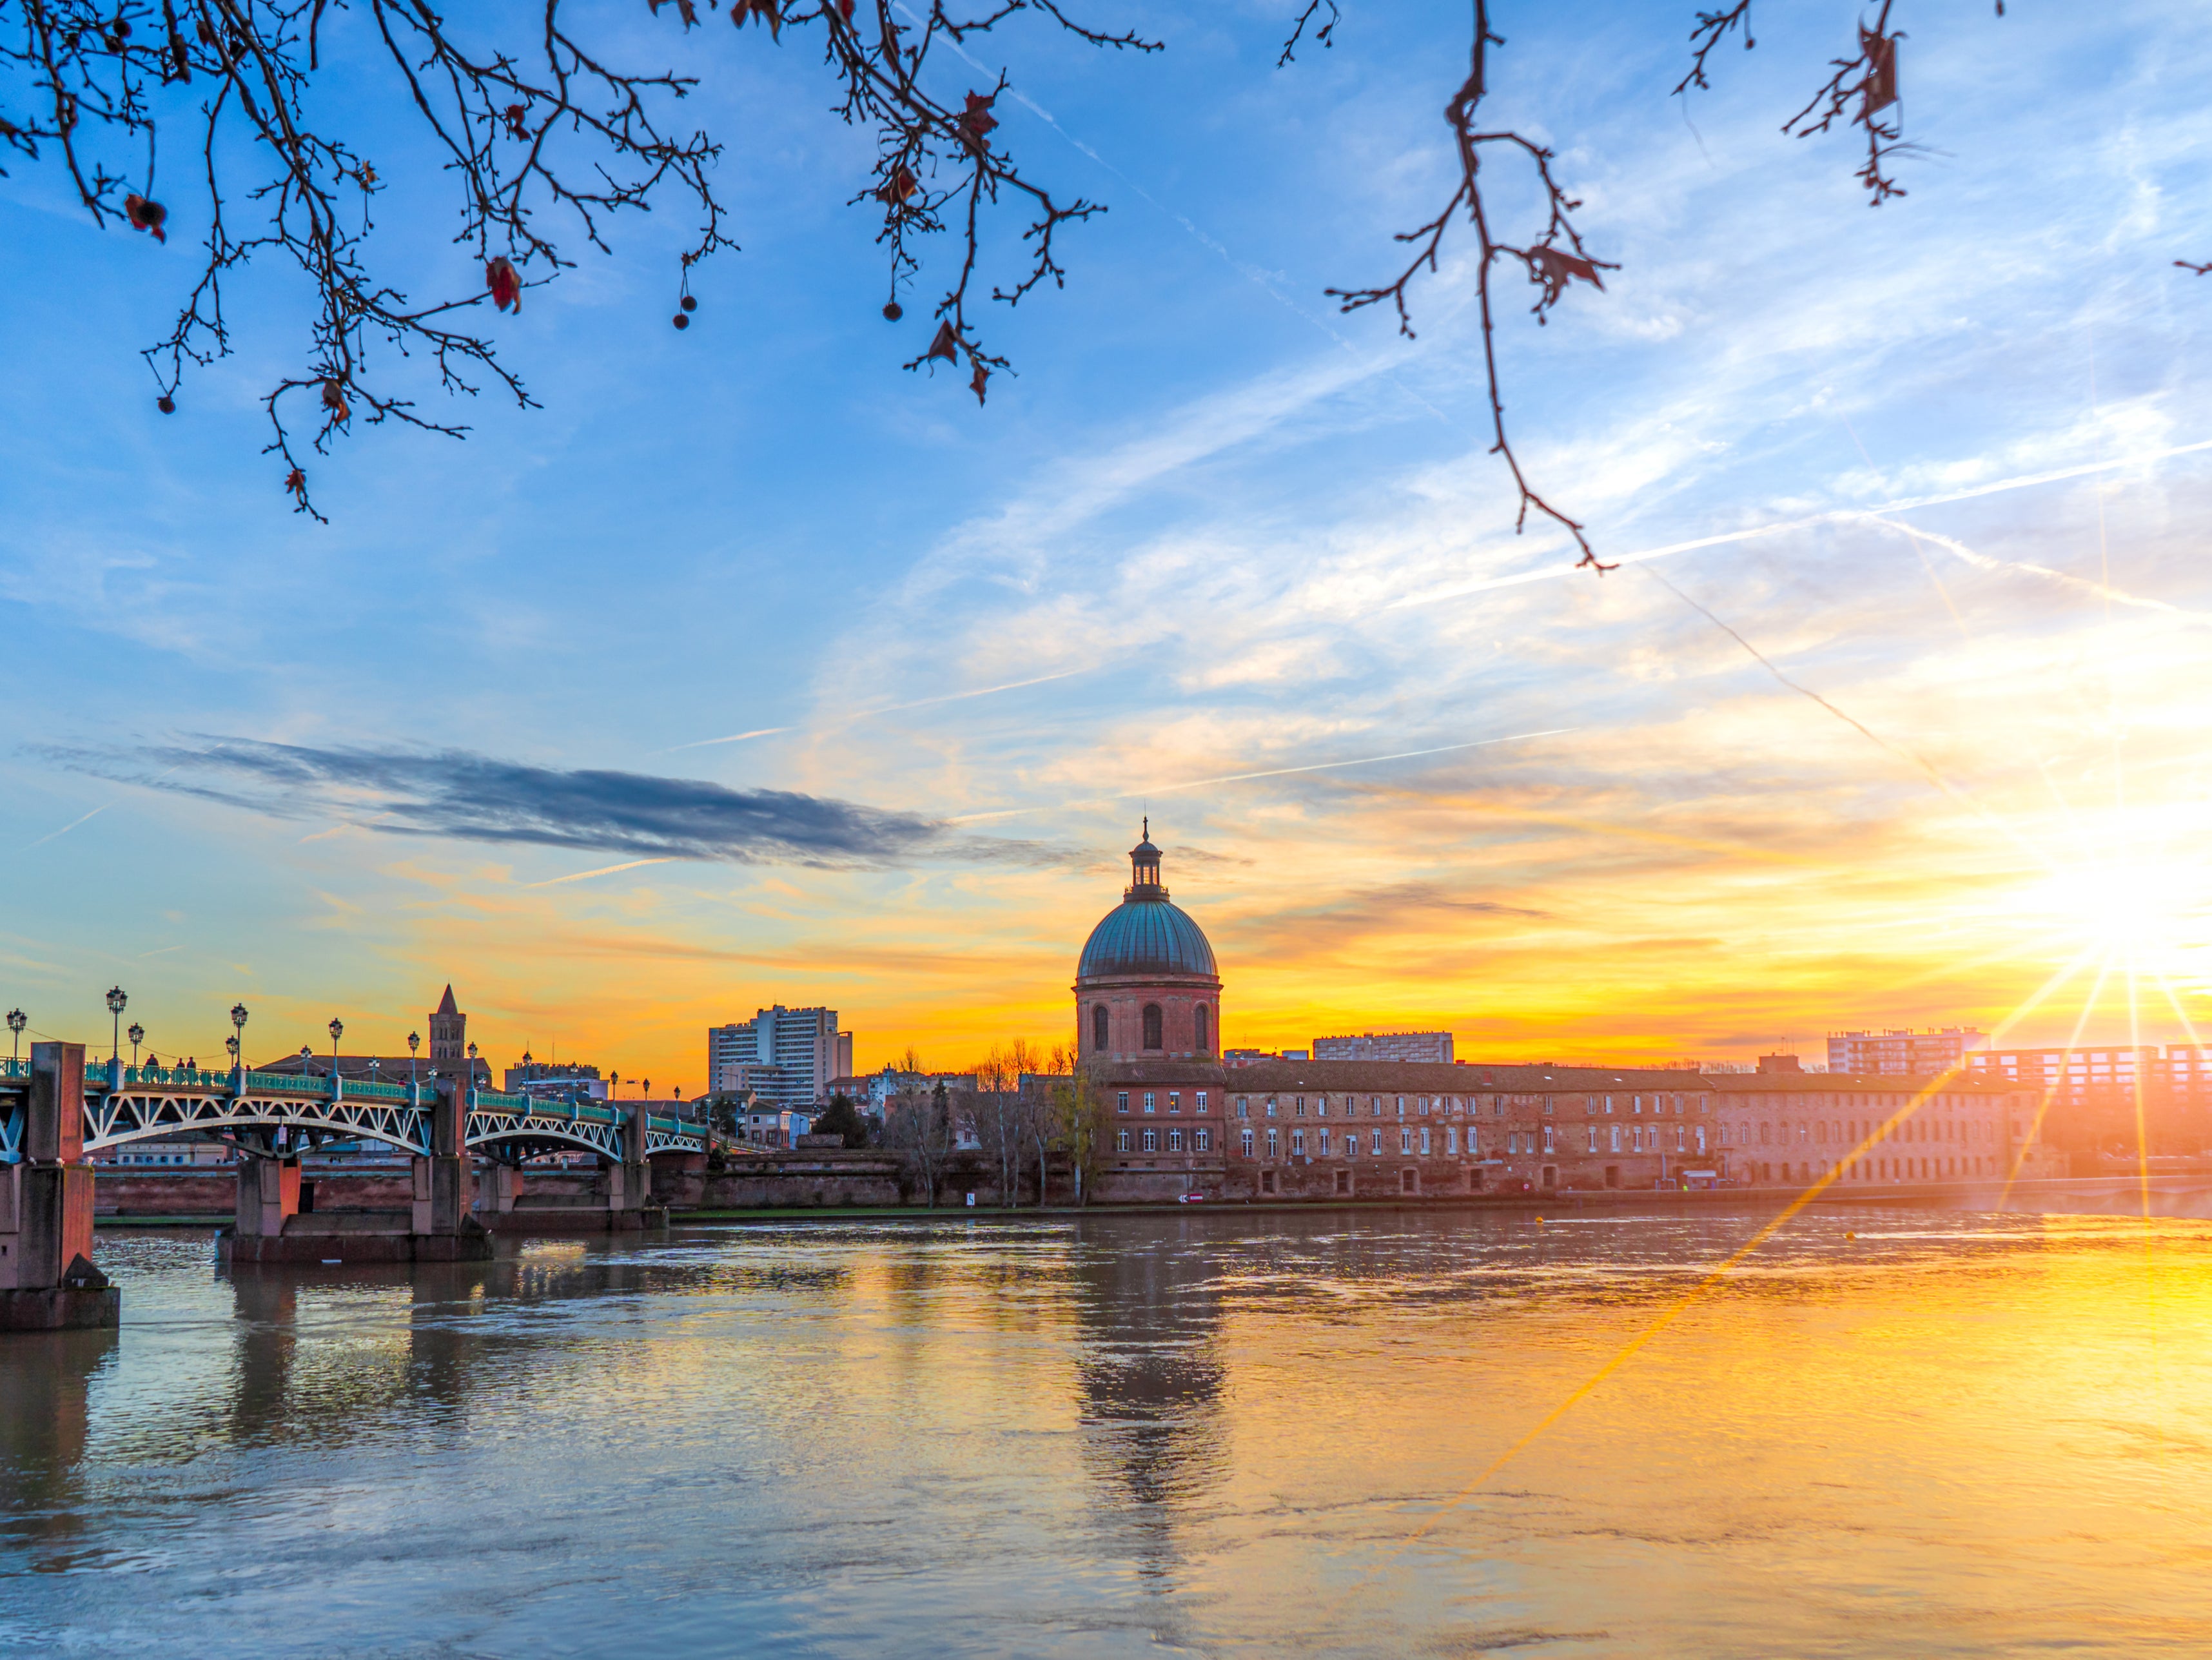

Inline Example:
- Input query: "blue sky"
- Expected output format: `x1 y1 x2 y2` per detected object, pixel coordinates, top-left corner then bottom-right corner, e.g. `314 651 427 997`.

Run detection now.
6 1 2212 1086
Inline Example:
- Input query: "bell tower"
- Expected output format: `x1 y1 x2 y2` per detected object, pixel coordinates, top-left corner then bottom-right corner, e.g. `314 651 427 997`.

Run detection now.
429 984 466 1061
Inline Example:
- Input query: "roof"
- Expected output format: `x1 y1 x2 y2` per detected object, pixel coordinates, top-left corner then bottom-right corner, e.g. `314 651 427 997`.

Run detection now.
435 985 459 1015
1077 896 1219 981
1088 1058 2023 1095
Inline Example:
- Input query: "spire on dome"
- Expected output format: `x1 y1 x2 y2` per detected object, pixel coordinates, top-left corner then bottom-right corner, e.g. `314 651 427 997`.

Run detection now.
436 984 458 1015
1127 823 1165 899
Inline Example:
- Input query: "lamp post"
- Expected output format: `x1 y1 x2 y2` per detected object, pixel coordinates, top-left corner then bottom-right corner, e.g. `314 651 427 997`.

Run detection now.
407 1030 420 1086
328 1018 344 1071
642 1078 651 1100
230 1002 248 1075
128 1021 144 1068
106 985 128 1062
225 1034 239 1068
6 1008 25 1066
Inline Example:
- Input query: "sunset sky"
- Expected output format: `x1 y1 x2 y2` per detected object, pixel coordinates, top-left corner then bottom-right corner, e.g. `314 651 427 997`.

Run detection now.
6 0 2212 1090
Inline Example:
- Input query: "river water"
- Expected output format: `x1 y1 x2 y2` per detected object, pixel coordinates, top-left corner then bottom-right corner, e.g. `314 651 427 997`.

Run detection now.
4 1202 2211 1657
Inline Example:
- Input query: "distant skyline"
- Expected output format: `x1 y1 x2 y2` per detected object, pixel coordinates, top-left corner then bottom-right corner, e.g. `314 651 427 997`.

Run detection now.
6 1 2212 1087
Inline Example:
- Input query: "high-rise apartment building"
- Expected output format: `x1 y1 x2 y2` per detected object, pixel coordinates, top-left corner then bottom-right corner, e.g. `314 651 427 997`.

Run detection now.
708 1006 844 1107
1313 1031 1455 1065
1825 1028 1986 1077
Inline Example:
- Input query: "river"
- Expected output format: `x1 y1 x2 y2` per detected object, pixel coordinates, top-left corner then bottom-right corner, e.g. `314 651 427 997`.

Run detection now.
3 1201 2210 1656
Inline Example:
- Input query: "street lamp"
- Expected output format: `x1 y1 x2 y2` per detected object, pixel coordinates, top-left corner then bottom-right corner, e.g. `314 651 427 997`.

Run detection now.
407 1030 420 1086
328 1018 344 1069
231 1002 249 1073
128 1021 144 1068
642 1077 651 1099
225 1034 240 1068
106 985 128 1062
6 1008 25 1066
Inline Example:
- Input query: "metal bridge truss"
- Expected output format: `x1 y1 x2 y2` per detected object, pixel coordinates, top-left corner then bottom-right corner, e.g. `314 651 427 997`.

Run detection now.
1 1073 703 1163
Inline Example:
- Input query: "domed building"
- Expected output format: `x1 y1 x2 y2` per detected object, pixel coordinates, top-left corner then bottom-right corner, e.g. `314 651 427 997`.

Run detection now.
1075 823 1222 1062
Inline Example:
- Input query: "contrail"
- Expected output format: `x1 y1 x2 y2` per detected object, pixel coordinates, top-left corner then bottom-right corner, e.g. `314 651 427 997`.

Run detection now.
1387 435 2212 609
665 669 1091 755
663 727 792 754
1146 728 1580 794
24 802 113 850
943 727 1578 823
1862 514 2206 621
525 857 677 888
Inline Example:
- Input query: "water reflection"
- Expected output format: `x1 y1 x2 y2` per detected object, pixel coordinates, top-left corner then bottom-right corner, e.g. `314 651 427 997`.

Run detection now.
1068 1220 1228 1557
2 1208 2209 1657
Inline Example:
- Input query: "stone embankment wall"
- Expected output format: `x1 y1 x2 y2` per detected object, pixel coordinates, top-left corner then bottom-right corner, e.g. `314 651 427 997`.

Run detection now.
93 1153 1030 1216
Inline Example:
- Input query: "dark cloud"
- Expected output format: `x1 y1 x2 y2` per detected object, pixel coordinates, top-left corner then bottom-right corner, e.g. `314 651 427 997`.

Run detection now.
54 737 1042 868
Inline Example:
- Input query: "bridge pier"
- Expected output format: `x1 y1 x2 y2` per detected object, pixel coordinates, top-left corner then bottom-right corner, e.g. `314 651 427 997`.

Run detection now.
234 1157 302 1239
1 1043 118 1333
480 1162 518 1215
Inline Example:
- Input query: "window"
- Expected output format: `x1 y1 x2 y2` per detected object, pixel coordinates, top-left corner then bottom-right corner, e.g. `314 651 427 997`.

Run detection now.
1316 1095 1329 1117
1240 1129 1254 1158
1292 1129 1306 1156
1117 1092 1130 1113
1495 1098 1506 1117
1318 1128 1332 1155
1396 1097 1406 1117
1142 1004 1163 1051
1630 1126 1642 1152
1420 1128 1431 1154
1610 1125 1621 1153
1195 1002 1210 1053
1398 1127 1412 1155
1507 1132 1518 1155
1168 1091 1180 1113
1419 1097 1431 1117
1266 1128 1279 1158
1675 1126 1685 1151
1543 1125 1555 1153
1446 1127 1458 1155
1141 1128 1158 1153
1143 1091 1157 1113
1265 1099 1278 1118
1237 1097 1249 1118
1195 1128 1211 1152
1543 1098 1554 1115
1371 1129 1383 1154
1587 1127 1599 1152
1168 1128 1185 1152
1196 1091 1209 1113
1116 1129 1131 1152
1345 1133 1357 1158
1093 1004 1110 1051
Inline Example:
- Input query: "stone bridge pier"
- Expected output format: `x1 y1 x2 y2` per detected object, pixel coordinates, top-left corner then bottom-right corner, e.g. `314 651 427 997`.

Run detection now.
1 1043 119 1331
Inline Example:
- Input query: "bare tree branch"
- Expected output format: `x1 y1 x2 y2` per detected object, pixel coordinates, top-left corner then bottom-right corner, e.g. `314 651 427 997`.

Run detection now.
1 0 1150 512
1319 1 1617 572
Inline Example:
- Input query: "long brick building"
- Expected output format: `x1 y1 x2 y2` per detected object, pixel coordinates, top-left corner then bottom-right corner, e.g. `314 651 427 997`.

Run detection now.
1075 830 2044 1202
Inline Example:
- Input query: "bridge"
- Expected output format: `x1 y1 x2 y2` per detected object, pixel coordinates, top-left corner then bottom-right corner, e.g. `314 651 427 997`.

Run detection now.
3 1042 709 1320
1 1055 705 1166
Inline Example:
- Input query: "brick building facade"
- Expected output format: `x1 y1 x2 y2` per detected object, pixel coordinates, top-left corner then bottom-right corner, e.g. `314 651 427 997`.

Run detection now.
1073 829 2042 1202
1088 1059 2039 1201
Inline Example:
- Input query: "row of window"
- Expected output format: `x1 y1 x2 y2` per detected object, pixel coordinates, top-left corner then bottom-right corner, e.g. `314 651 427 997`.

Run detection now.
1092 1002 1212 1053
1119 1090 1208 1113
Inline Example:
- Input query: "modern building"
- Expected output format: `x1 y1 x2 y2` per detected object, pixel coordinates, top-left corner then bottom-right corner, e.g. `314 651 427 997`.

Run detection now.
1074 830 2041 1201
708 1006 843 1107
504 1056 608 1101
1314 1031 1455 1064
1074 821 1222 1062
1826 1028 1986 1076
1962 1043 2212 1149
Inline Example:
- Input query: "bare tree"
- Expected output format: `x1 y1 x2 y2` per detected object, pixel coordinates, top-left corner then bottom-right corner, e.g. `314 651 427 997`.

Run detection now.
886 1075 952 1206
15 0 2164 560
2 0 1152 515
1044 1049 1104 1207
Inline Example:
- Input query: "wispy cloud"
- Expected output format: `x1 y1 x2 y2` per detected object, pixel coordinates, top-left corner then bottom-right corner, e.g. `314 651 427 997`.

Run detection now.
53 737 1050 869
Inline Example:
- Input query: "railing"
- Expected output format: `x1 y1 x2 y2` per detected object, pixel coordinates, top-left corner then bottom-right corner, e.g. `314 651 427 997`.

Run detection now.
0 1056 27 1082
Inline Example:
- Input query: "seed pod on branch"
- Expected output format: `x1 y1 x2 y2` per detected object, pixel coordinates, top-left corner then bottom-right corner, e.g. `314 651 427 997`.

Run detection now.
485 257 523 313
124 194 167 242
926 320 960 362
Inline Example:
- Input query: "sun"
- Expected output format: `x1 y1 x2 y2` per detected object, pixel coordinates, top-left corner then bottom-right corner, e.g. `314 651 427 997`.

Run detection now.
2022 858 2212 972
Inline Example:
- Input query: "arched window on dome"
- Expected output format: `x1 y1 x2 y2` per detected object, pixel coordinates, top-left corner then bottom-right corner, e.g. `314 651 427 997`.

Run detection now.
1195 1003 1210 1053
1092 1004 1109 1051
1142 1004 1163 1051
